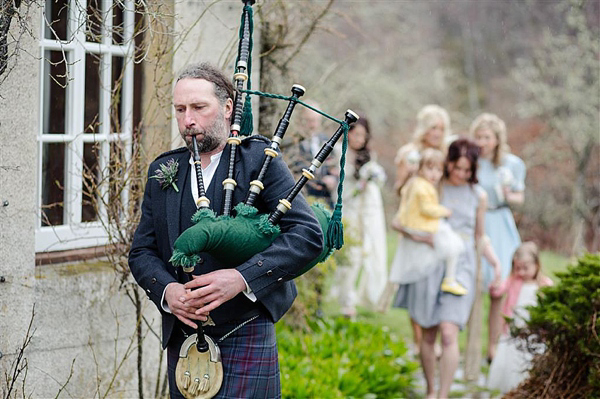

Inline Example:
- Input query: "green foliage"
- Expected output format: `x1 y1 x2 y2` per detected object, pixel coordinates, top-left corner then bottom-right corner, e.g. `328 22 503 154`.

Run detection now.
526 253 600 357
283 211 360 330
284 254 336 330
509 253 600 398
277 317 419 399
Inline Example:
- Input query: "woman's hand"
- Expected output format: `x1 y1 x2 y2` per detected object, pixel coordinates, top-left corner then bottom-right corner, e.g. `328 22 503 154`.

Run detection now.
392 219 434 247
490 261 502 290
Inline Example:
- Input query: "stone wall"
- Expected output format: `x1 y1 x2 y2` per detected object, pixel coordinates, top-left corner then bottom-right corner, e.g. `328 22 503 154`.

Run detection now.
0 1 259 397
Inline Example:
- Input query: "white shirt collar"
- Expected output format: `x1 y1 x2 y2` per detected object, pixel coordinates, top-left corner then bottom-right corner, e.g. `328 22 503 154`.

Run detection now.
188 151 223 208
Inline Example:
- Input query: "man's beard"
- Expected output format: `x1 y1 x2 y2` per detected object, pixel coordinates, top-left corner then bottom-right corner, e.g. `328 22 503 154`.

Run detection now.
182 112 227 154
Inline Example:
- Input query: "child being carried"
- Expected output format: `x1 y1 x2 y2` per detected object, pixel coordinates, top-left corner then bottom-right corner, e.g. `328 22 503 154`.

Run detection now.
389 148 467 295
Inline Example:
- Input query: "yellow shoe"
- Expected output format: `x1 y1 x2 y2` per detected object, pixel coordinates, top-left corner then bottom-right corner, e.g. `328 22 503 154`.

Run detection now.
441 278 468 296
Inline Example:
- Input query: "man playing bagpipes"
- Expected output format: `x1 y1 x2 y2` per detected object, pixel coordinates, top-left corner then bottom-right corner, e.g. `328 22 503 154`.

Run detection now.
128 62 324 398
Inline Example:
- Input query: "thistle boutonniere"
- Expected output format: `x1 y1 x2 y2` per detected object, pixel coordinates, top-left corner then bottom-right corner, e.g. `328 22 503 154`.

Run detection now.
150 158 180 192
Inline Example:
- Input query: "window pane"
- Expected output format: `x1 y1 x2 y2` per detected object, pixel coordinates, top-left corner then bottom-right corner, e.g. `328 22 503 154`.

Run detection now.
43 50 68 134
81 143 100 222
112 0 125 45
41 143 65 226
84 53 102 134
86 0 103 43
111 56 124 133
44 0 69 41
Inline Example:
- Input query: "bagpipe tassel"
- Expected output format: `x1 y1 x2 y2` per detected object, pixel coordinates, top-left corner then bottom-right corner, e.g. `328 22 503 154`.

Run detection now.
240 96 253 136
326 122 349 250
182 371 191 390
189 377 200 395
327 204 344 250
199 373 210 393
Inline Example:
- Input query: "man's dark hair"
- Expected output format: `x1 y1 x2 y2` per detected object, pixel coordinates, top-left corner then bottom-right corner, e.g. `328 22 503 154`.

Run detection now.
176 62 235 105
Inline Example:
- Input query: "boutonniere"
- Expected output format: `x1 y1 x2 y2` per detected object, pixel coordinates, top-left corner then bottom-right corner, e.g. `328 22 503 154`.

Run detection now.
150 158 180 192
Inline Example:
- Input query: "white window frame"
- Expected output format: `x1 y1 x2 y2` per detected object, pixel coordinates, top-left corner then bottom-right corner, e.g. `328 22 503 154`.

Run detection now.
36 0 135 253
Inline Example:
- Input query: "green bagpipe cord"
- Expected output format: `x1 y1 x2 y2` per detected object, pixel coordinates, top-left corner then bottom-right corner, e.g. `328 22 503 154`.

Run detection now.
170 202 335 276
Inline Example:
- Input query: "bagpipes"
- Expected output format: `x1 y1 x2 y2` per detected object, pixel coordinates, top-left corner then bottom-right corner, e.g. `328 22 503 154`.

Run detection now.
170 1 357 398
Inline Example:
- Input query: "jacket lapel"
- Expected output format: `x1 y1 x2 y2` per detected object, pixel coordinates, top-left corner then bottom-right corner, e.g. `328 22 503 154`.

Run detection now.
167 151 190 252
207 143 238 216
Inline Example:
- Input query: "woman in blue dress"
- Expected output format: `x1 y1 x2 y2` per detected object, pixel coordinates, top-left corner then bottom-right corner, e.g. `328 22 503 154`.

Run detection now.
394 139 501 399
470 113 526 363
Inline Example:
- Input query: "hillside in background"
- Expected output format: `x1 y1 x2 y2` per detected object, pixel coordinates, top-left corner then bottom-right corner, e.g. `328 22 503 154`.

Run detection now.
257 0 599 255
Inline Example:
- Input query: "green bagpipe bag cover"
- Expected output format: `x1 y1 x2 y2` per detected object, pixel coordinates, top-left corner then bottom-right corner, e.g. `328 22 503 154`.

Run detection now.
170 202 334 276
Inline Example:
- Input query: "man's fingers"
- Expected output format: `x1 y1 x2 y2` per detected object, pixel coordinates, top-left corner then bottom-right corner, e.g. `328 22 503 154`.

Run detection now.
195 299 220 315
184 274 207 289
175 314 198 329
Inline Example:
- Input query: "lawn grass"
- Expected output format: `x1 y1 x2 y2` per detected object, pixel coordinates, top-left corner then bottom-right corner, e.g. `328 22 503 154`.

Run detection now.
321 231 572 392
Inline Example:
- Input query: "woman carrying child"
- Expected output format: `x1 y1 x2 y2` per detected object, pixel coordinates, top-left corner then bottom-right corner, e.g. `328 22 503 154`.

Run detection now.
390 148 467 296
394 138 501 399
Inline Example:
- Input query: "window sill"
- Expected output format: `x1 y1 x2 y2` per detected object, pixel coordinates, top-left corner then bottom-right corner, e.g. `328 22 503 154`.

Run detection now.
35 245 113 266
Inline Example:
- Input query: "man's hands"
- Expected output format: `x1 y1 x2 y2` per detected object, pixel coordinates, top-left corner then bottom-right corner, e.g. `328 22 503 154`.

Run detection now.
165 269 247 328
164 282 206 329
183 269 247 317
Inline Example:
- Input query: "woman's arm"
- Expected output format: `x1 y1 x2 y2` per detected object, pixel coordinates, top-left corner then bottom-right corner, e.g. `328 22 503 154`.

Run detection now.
391 218 434 247
393 145 419 194
503 188 524 206
476 190 502 286
503 154 526 206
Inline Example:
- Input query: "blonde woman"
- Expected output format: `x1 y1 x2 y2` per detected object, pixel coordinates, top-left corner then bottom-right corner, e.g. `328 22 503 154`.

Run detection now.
394 104 451 193
470 113 527 363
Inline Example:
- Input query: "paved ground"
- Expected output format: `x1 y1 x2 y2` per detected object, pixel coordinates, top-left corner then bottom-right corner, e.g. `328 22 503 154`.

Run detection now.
407 346 494 399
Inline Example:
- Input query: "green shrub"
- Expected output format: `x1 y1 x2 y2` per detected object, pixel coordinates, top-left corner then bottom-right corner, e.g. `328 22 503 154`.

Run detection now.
507 253 600 398
277 317 419 398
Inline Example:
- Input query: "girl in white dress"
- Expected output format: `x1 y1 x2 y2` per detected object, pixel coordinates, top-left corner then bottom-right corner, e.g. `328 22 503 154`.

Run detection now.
487 241 553 394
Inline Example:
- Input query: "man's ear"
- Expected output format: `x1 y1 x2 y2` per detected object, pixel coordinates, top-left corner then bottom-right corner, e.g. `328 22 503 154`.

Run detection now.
224 98 234 120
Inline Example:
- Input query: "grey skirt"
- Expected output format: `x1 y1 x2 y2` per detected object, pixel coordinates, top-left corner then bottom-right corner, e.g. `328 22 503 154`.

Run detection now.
393 241 476 330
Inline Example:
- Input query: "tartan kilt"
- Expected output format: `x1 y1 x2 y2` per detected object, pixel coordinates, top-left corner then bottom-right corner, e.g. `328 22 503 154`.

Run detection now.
167 314 281 399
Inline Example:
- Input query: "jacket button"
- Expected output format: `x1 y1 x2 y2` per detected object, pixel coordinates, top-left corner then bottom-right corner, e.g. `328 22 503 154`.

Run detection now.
151 278 157 284
257 260 263 266
266 270 273 276
277 277 283 282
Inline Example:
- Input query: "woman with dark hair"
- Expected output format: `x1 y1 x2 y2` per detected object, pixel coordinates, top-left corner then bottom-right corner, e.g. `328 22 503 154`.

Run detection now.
332 115 388 317
394 138 501 399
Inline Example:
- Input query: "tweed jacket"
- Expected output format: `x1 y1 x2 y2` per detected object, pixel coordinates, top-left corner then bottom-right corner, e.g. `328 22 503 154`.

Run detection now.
129 135 324 348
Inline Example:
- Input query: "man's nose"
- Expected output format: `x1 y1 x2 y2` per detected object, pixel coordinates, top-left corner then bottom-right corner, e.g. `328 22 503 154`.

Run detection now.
184 110 196 128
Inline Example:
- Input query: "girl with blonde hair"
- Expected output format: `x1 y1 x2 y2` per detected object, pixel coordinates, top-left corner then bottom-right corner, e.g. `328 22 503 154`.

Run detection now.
487 241 553 393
